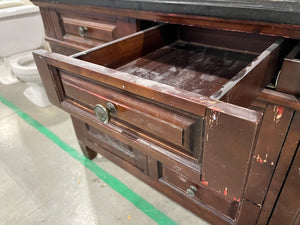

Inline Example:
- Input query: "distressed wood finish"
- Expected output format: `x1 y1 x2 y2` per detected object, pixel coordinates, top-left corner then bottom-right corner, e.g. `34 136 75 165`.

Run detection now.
32 2 300 224
257 111 300 225
159 163 239 219
268 145 300 225
202 107 261 203
71 116 235 225
257 89 300 111
61 71 202 159
244 103 294 205
32 22 291 225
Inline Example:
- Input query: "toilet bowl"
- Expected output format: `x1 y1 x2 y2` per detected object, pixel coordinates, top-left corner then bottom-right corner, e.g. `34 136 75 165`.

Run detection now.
9 51 51 107
0 4 51 107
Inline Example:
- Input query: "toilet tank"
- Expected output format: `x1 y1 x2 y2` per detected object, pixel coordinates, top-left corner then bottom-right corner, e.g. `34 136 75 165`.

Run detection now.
0 5 45 57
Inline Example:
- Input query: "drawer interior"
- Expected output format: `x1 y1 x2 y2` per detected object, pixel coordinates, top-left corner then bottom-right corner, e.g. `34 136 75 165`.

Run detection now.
117 41 256 96
75 24 279 106
33 24 282 204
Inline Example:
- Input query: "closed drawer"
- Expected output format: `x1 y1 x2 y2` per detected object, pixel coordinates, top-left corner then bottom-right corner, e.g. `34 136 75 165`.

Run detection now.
40 7 139 53
159 163 239 220
33 24 284 201
60 13 116 45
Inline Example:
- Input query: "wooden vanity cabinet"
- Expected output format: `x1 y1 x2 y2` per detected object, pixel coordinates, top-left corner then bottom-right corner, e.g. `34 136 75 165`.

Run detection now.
32 2 300 225
39 6 141 55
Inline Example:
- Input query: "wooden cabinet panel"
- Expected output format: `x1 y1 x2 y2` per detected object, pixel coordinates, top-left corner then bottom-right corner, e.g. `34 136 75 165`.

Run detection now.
33 24 286 217
244 103 294 205
276 42 300 96
60 71 202 159
32 4 300 224
72 116 149 173
38 6 140 54
269 145 300 225
159 163 239 219
257 111 300 225
61 14 116 42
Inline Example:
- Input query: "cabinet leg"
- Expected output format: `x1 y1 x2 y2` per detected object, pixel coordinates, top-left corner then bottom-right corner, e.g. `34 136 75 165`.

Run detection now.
79 142 97 160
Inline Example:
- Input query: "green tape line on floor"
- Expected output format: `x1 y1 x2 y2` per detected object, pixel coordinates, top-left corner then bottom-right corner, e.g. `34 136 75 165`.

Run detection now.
0 95 177 225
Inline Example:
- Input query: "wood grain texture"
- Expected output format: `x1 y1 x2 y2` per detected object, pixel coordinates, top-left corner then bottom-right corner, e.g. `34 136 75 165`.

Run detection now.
244 103 294 205
36 48 262 121
257 111 300 225
71 116 233 225
33 2 300 39
118 41 255 97
32 52 63 106
39 6 140 54
257 89 300 111
159 164 239 219
63 100 202 181
214 39 283 107
202 107 262 202
32 4 300 223
268 145 300 225
276 42 300 96
60 71 202 159
235 200 261 225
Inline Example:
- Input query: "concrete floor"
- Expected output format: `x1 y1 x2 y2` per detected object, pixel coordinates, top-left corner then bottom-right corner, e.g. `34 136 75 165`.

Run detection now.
0 82 210 225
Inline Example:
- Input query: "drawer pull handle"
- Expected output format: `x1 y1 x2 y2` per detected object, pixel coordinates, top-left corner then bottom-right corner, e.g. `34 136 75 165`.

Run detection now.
78 26 88 37
94 102 116 124
186 185 197 197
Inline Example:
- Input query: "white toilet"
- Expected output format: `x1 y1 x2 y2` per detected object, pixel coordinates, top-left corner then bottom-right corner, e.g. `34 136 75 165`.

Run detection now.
0 2 51 107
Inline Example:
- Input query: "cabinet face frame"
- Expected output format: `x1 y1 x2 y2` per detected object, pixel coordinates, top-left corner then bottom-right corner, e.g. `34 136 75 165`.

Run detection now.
32 3 300 224
39 6 140 54
33 23 284 207
257 111 300 225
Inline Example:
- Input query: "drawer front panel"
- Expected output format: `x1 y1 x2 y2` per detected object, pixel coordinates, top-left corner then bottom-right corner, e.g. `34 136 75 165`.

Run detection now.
159 163 239 219
72 116 149 173
60 71 202 159
87 124 149 173
33 24 268 206
61 15 116 42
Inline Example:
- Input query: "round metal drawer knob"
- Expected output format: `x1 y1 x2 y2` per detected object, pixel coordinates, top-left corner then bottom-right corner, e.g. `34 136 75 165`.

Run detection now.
186 185 197 197
94 102 116 124
78 26 88 37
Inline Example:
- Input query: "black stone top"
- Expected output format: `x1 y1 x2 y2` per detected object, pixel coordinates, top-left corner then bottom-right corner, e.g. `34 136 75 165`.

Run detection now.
35 0 300 25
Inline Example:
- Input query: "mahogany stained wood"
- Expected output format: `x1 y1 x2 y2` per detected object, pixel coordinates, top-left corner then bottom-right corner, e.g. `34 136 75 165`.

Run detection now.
73 24 282 109
117 41 256 96
202 107 261 202
33 2 300 39
60 71 202 159
257 89 300 111
257 111 300 225
276 42 300 96
268 145 300 225
72 116 233 225
159 164 239 219
32 2 300 224
244 103 294 205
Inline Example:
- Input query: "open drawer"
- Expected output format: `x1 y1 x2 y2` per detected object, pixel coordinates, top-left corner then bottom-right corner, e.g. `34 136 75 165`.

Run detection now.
276 42 300 96
33 24 284 201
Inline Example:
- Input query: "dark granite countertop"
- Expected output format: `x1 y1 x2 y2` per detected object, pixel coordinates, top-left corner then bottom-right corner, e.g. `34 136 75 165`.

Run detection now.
34 0 300 25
